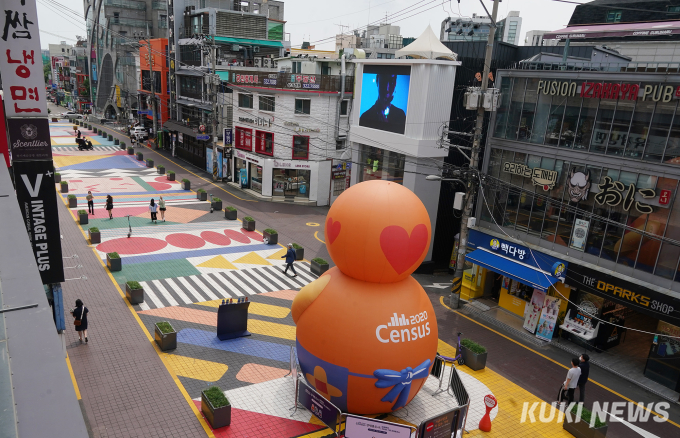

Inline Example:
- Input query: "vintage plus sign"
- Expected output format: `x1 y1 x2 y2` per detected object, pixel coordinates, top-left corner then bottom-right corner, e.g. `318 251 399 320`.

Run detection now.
45 170 53 177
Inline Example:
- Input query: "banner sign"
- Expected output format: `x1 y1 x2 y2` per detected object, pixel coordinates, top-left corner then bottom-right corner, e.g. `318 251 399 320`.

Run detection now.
223 128 233 145
418 406 467 438
523 289 546 334
536 295 562 341
7 118 52 161
13 160 64 284
345 415 412 438
0 0 48 117
297 382 340 432
569 219 590 251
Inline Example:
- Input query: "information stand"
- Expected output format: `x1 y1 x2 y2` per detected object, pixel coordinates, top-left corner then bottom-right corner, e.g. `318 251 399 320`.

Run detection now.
344 415 414 438
297 380 342 435
418 405 468 438
216 301 251 340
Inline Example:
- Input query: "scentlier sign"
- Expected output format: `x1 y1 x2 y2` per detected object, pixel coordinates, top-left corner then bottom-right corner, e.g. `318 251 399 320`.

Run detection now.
7 118 52 161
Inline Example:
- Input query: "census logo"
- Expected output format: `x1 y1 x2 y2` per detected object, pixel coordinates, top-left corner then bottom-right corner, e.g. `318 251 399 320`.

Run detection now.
375 312 431 344
490 239 500 250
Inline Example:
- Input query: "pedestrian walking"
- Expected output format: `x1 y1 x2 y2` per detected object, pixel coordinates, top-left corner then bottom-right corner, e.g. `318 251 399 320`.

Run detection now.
578 354 590 403
158 195 166 222
563 357 581 405
130 136 136 147
71 299 89 343
149 198 158 223
77 129 82 139
86 190 94 214
106 194 113 219
281 243 297 277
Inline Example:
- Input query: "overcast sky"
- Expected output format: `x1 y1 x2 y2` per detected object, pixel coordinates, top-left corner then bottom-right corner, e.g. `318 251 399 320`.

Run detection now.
37 0 577 50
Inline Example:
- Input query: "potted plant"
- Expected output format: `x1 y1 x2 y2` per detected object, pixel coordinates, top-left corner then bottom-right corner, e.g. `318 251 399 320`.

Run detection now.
127 147 134 155
563 405 608 438
460 339 487 371
201 386 231 429
67 194 77 208
224 206 237 220
181 178 190 190
196 188 208 201
242 216 255 231
120 141 126 150
108 134 113 141
154 321 177 351
78 209 88 224
136 152 143 161
167 170 175 181
55 172 61 183
125 280 144 304
263 228 278 245
88 227 101 244
157 164 165 175
211 197 222 211
61 180 69 193
146 158 154 168
107 252 121 272
114 138 120 145
311 257 329 276
293 243 304 260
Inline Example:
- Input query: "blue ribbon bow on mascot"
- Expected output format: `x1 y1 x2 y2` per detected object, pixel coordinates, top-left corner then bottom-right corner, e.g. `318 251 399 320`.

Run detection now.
373 359 431 411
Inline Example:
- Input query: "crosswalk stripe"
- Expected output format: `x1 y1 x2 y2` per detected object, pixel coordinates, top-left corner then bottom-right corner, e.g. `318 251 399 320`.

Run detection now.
138 302 150 311
177 276 209 302
139 281 165 308
151 280 180 307
261 266 302 289
221 271 258 295
198 274 232 299
294 265 317 283
188 275 220 300
251 268 291 291
209 272 242 297
162 278 193 305
239 268 278 292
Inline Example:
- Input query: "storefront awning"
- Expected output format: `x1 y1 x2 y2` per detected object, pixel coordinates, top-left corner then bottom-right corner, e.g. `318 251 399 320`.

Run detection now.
163 120 199 138
214 36 284 48
466 249 561 292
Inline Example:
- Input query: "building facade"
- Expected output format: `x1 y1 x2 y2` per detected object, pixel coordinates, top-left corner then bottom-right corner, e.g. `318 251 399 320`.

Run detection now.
441 12 522 44
138 38 170 130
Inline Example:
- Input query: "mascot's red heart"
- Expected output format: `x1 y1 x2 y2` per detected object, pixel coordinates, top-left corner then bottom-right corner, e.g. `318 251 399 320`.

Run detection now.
379 224 428 274
326 217 342 244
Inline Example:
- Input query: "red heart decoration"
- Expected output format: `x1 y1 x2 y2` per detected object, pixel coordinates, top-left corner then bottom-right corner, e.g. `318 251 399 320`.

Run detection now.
380 224 428 274
326 217 341 244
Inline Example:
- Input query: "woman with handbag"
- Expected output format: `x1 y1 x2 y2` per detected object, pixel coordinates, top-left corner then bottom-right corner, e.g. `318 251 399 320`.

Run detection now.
106 194 113 219
71 299 89 343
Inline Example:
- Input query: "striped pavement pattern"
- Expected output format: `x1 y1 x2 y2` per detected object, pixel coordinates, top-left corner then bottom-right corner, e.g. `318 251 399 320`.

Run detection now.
136 262 316 311
53 146 122 151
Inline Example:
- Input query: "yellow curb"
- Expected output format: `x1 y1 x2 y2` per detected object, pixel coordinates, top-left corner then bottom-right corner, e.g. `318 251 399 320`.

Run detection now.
65 354 81 400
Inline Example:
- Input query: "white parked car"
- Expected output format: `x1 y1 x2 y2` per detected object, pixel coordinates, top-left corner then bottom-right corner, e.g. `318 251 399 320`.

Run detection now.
131 126 148 140
61 111 83 119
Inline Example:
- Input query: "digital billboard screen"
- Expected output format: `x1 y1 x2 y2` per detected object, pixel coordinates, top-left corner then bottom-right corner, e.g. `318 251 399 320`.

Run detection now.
359 65 411 135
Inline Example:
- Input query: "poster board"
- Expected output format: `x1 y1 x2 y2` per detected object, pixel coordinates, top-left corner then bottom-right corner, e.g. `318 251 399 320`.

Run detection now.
536 295 562 341
345 415 412 438
418 405 468 438
297 381 341 433
523 289 546 333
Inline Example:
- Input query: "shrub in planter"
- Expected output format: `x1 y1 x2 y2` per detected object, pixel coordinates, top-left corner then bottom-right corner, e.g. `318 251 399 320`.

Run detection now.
201 386 231 429
181 178 190 190
211 197 222 211
125 280 144 304
167 170 175 181
146 158 154 168
263 228 278 245
157 164 165 174
106 252 121 272
127 147 134 155
311 257 329 276
136 152 143 161
224 206 237 220
460 339 487 370
242 216 255 231
67 194 77 208
154 321 177 351
292 243 304 261
108 134 113 141
563 405 608 438
114 138 120 145
196 188 207 201
120 141 126 150
78 209 88 224
60 180 69 193
88 227 101 244
55 172 61 183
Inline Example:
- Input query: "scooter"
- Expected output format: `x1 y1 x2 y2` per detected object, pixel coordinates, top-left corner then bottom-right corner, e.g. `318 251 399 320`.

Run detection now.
76 137 93 151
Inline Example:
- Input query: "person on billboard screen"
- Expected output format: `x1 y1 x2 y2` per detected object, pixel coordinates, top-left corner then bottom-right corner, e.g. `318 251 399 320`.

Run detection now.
359 72 407 134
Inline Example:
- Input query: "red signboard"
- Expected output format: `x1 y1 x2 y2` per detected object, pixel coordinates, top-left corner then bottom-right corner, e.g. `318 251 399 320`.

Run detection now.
659 189 672 206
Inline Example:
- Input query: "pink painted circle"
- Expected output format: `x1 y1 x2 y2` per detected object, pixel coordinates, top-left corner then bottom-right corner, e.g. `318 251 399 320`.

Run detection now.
96 237 167 255
165 233 205 249
110 178 124 181
224 229 250 244
201 231 231 246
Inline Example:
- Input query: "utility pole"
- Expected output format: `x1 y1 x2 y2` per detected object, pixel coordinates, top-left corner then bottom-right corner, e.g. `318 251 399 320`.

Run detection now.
209 35 218 181
148 35 158 143
450 0 500 308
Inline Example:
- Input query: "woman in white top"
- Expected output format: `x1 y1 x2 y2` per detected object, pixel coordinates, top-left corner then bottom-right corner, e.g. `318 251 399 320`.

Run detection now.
149 198 158 224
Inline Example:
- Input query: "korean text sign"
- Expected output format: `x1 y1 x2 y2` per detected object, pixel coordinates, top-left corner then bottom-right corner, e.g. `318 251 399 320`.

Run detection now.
0 0 48 117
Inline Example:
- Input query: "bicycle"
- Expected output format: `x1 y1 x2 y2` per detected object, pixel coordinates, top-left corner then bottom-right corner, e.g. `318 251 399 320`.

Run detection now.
438 332 465 366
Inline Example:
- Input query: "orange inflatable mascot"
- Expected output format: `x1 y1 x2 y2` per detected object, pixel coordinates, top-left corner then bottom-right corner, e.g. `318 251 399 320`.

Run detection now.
292 180 438 414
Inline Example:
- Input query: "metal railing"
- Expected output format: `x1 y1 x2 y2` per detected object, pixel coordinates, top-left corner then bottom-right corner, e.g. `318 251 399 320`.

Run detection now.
104 0 146 10
152 1 166 9
113 17 151 28
516 61 680 73
226 70 355 93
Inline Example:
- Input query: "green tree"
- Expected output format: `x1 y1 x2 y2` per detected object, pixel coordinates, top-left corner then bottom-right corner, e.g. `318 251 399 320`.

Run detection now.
43 62 51 84
80 78 90 97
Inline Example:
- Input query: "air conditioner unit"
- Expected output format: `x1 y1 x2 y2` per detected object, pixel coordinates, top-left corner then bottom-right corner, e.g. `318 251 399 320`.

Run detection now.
232 44 240 51
253 46 260 53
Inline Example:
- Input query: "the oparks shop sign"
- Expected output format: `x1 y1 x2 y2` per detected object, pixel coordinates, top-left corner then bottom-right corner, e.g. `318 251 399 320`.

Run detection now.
537 80 680 102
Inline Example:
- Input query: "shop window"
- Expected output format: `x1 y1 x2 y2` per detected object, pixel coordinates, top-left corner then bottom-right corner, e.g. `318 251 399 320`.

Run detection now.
606 10 622 23
292 61 301 73
238 93 253 108
605 98 635 156
529 80 553 145
358 143 405 184
590 99 617 154
647 99 678 163
559 96 583 149
574 96 598 150
255 130 274 155
292 135 309 159
493 78 513 138
340 99 349 116
235 126 253 151
295 98 311 115
259 95 275 112
506 78 527 141
669 6 680 12
273 168 310 198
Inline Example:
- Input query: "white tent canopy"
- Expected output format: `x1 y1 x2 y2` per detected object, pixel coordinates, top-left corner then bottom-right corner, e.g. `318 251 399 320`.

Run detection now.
395 26 457 61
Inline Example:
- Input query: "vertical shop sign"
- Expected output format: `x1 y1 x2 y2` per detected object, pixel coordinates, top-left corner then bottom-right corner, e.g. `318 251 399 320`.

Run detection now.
536 296 562 341
570 219 590 251
523 289 546 333
659 189 671 206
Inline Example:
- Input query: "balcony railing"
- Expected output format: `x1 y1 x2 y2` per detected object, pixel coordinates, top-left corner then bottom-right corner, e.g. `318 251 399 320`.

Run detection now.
152 1 166 9
112 17 150 28
104 0 146 10
226 70 355 93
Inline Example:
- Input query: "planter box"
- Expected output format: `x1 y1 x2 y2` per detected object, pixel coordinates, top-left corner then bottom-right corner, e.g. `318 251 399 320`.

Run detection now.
197 191 207 201
225 209 237 220
68 197 77 208
125 283 144 304
108 134 113 141
89 230 101 244
114 138 120 145
154 325 177 351
127 148 134 155
181 181 190 190
461 346 487 371
311 260 329 276
61 183 69 193
107 254 121 272
242 219 255 231
263 231 278 245
167 173 175 181
79 212 88 225
55 174 61 183
136 153 143 161
51 117 58 122
563 418 608 438
157 167 165 175
201 392 231 429
146 159 154 168
295 248 305 261
211 201 222 211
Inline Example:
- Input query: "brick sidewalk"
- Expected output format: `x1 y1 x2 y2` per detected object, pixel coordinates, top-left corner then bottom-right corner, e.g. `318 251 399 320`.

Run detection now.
58 197 209 438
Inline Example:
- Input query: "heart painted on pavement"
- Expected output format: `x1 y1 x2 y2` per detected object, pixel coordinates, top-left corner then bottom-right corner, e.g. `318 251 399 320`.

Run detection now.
326 217 341 244
380 224 428 274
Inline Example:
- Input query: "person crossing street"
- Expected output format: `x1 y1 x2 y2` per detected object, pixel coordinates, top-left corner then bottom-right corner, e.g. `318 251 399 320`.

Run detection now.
281 243 297 277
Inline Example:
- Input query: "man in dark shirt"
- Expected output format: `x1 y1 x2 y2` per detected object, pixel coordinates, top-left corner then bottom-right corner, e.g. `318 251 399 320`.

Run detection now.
359 73 407 134
578 354 590 403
